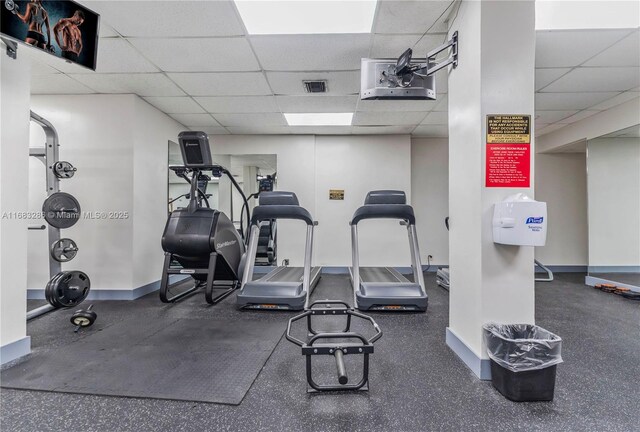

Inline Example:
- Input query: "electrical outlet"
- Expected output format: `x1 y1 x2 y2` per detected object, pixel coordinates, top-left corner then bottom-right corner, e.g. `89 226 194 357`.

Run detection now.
428 255 433 260
283 259 290 266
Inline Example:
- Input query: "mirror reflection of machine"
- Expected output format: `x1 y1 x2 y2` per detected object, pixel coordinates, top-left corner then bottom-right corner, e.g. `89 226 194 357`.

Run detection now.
360 32 458 100
256 174 277 266
168 172 212 211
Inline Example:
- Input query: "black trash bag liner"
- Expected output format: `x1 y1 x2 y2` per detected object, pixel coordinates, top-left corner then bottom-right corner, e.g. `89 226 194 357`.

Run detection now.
483 323 563 372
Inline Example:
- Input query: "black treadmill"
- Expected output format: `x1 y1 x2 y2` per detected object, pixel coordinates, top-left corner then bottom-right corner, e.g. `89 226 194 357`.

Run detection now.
349 190 428 311
236 191 321 310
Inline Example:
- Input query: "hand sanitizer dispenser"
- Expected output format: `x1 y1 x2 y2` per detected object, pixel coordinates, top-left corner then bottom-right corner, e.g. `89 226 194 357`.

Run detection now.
493 194 547 246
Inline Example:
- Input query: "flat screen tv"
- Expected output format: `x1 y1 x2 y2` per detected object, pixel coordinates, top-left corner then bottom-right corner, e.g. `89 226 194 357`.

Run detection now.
1 0 100 70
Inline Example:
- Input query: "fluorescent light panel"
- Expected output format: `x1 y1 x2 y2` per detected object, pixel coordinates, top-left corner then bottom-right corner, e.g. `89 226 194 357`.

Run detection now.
285 113 353 126
234 0 377 35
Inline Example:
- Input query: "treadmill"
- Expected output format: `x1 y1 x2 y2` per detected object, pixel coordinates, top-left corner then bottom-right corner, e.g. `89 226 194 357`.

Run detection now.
236 191 321 310
349 190 428 312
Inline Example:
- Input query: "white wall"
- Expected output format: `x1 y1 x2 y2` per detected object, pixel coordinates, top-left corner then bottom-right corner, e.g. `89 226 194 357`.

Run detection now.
132 97 185 288
537 97 640 153
314 135 412 267
587 137 640 269
535 153 588 266
29 95 135 290
206 135 316 267
1 51 31 355
28 95 183 291
411 138 449 266
208 134 413 267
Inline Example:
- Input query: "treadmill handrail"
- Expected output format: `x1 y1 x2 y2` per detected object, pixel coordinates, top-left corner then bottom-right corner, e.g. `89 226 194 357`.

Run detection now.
350 204 416 225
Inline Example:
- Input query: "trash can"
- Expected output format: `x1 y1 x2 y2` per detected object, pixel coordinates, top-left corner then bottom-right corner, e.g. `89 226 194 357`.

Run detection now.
483 323 563 402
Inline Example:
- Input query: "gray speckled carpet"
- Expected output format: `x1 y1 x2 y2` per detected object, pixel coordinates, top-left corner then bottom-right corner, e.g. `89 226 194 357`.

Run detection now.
2 273 639 432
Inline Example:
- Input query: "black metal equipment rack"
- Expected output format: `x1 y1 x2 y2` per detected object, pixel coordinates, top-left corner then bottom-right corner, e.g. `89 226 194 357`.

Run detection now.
286 300 382 392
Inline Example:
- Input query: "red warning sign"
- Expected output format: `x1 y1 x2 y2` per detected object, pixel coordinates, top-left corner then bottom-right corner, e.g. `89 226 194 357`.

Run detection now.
486 115 531 188
486 144 530 187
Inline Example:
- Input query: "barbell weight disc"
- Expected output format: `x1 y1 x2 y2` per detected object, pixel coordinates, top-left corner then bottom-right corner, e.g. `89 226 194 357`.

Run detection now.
45 271 66 308
42 192 81 229
53 161 77 179
70 309 97 327
51 270 91 308
50 238 79 262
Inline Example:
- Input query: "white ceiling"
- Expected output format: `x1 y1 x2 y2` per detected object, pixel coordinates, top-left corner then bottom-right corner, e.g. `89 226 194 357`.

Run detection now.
23 1 640 138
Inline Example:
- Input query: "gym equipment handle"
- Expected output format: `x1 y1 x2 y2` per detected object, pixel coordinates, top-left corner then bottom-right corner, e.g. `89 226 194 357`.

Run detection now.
334 349 348 385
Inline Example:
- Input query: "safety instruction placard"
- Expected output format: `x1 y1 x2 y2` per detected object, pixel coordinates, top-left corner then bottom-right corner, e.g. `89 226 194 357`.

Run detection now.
329 189 345 200
486 115 531 188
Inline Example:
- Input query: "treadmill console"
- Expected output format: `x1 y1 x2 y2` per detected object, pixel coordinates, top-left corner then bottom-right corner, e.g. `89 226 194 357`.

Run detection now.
178 131 213 168
364 190 406 205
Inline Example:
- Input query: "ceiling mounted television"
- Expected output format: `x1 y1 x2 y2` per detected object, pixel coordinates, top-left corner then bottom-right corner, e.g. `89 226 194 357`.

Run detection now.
1 0 100 70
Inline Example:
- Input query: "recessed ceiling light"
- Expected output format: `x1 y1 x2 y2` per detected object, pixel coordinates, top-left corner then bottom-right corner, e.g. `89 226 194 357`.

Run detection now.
234 0 378 35
284 113 353 126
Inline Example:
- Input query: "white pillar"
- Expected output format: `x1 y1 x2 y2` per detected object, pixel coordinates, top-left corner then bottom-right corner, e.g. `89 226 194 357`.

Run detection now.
0 46 32 363
243 166 259 213
446 0 536 379
213 154 232 217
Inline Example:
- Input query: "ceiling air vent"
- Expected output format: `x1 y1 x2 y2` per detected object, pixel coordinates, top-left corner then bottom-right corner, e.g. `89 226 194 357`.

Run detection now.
303 80 327 93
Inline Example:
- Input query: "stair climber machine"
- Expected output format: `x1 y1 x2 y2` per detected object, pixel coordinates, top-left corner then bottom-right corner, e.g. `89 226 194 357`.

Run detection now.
350 190 428 312
239 174 278 267
236 191 321 310
160 131 250 305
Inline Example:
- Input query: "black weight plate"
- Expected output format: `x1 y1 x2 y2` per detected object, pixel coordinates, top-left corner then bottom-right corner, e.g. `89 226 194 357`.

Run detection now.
45 271 66 308
50 238 78 262
53 161 76 179
70 310 97 327
52 271 91 308
43 192 81 229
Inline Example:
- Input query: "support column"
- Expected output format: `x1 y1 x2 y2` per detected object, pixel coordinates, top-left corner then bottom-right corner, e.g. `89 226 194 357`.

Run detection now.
0 46 32 364
446 0 536 379
243 166 259 214
214 154 232 218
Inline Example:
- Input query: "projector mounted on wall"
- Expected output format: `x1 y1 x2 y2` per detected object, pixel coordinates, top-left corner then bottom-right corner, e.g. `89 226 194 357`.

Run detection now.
361 31 458 101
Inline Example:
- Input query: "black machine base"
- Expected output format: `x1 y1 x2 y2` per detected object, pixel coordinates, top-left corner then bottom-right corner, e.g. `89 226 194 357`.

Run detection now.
286 300 382 393
160 252 238 305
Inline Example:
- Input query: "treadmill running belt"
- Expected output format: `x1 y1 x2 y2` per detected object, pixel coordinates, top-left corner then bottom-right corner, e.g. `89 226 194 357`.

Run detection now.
359 267 408 283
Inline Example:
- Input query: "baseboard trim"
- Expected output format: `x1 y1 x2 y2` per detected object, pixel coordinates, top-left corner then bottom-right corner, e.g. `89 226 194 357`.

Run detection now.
28 279 163 301
321 266 442 275
321 267 349 274
536 265 586 273
446 327 492 380
585 276 640 293
588 266 640 273
0 336 31 365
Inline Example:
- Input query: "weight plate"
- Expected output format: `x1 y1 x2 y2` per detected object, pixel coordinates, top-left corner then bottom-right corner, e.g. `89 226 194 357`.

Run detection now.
45 271 66 308
50 238 78 262
53 161 76 179
42 192 81 229
70 309 97 327
49 270 91 308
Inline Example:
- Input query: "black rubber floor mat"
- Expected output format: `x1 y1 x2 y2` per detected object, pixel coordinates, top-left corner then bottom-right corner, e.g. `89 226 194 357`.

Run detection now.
1 317 284 405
